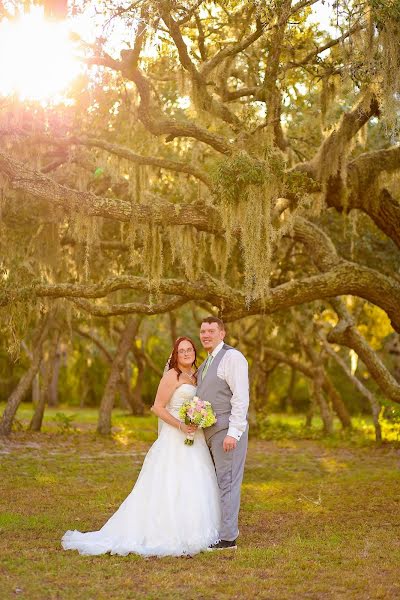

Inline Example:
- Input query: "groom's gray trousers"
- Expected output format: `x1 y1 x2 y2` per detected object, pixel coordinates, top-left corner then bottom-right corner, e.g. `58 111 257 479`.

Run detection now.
206 425 248 542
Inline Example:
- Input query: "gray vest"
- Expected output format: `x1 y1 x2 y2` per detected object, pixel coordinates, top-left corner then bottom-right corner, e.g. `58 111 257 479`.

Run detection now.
196 344 234 440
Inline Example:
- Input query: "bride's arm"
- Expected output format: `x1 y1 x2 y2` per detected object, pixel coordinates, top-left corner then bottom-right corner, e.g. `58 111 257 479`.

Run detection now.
151 371 196 434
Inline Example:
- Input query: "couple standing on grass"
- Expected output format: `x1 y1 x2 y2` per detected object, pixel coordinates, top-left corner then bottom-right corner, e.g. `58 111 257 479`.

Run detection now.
62 316 249 557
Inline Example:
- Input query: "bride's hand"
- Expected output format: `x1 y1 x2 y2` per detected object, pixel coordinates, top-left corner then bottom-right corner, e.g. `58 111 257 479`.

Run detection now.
180 423 197 434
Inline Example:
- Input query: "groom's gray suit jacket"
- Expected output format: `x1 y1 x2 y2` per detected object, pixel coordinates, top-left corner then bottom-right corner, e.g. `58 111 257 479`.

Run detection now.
196 343 242 441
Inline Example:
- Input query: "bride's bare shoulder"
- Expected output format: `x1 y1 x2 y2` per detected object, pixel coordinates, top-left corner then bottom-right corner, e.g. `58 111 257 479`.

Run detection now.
160 368 179 387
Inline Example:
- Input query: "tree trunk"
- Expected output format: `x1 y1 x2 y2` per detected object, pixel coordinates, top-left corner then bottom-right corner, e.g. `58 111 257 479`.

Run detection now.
169 311 177 347
131 354 145 416
305 379 315 428
48 341 63 407
32 373 40 406
29 331 60 432
299 337 334 434
312 366 334 434
21 341 41 406
0 314 52 436
322 338 382 441
129 340 147 416
117 376 131 410
281 367 296 412
97 317 141 434
322 373 352 429
328 299 400 405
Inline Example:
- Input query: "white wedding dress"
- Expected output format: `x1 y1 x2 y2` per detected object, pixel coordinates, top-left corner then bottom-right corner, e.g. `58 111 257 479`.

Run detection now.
61 384 221 557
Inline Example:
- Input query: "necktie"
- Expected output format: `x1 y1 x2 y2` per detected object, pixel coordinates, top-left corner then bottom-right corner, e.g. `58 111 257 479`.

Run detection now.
202 354 213 380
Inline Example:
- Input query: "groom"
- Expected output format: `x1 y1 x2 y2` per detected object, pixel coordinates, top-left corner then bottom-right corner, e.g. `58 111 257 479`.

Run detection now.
196 316 249 550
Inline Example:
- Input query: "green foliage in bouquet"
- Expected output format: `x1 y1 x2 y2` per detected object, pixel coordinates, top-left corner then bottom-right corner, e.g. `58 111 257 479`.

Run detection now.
178 397 217 446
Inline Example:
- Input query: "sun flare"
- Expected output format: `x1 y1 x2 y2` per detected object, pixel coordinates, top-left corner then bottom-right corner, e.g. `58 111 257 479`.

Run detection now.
0 7 80 103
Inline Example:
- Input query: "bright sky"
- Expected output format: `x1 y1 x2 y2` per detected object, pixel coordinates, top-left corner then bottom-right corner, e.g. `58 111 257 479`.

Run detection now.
310 0 339 34
0 6 81 103
0 0 340 104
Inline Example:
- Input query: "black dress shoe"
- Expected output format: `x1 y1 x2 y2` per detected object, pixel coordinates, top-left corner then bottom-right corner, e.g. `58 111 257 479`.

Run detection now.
206 539 237 551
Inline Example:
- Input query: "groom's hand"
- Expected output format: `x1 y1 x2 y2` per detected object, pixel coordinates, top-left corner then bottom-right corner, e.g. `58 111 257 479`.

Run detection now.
223 436 237 452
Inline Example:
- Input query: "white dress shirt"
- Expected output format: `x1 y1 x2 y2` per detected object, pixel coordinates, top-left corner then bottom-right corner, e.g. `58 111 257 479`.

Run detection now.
206 341 249 441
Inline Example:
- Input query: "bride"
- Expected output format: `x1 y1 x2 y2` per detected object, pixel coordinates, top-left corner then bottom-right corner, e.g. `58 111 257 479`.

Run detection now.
61 336 221 557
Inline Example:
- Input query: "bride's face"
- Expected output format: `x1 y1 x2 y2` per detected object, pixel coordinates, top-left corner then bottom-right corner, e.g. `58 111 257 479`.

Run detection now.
177 341 195 370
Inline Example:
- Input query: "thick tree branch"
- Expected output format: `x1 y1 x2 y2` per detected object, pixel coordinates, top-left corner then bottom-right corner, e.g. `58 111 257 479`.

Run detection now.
75 326 114 362
260 0 292 150
327 147 400 248
224 262 400 332
262 346 313 378
327 304 400 404
86 54 232 155
71 295 189 317
286 23 363 70
3 260 400 332
158 1 241 128
351 145 400 188
2 149 400 329
200 17 265 79
320 334 382 437
67 135 212 188
0 150 218 232
295 91 380 180
200 0 318 79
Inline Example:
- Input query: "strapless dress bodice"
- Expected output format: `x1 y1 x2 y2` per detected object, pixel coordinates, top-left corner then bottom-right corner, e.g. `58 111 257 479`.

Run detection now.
167 384 197 417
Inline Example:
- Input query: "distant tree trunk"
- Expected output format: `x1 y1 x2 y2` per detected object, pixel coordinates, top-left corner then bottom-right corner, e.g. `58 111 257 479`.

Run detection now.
97 317 141 435
29 331 60 431
32 374 40 406
21 341 41 406
48 341 63 407
253 361 278 411
131 355 145 416
169 312 177 347
322 338 382 441
129 341 147 416
305 379 315 428
370 400 382 443
385 334 400 383
300 338 334 434
117 375 131 411
117 361 136 411
328 300 400 405
312 366 334 434
281 367 296 412
0 313 52 436
247 364 260 430
76 325 142 416
322 373 352 429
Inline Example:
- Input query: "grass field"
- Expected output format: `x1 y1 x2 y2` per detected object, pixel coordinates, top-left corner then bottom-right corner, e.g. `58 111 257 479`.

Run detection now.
1 406 399 599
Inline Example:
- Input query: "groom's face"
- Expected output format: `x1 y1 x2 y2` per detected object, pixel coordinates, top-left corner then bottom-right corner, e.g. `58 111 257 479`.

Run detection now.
199 322 225 353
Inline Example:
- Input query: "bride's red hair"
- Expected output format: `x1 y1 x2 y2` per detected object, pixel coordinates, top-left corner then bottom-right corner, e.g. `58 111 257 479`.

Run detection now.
168 337 198 379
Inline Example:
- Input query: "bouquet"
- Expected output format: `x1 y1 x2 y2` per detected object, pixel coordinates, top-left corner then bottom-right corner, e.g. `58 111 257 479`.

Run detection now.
178 396 217 445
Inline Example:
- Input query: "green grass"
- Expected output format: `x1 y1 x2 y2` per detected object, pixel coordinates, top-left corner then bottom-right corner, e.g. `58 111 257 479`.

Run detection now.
257 412 400 444
1 407 400 599
5 402 400 444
